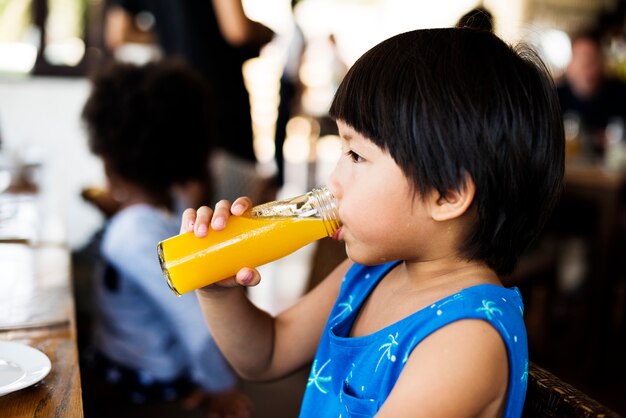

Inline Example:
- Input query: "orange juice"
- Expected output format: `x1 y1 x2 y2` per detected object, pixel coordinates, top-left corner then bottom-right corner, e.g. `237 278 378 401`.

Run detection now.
157 187 341 295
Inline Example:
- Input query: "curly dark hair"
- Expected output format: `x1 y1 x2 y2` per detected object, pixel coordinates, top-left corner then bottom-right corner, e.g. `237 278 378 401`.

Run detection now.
82 59 213 197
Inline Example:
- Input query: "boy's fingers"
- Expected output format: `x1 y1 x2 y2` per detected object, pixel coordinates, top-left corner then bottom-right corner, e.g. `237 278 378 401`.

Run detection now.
194 206 213 237
212 200 232 230
231 197 253 215
180 208 197 233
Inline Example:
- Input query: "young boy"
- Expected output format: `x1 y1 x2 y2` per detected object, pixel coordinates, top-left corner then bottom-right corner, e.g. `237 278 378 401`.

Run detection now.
182 28 564 417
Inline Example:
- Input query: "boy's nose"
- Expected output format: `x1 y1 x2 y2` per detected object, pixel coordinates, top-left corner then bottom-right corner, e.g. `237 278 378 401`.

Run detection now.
326 166 341 201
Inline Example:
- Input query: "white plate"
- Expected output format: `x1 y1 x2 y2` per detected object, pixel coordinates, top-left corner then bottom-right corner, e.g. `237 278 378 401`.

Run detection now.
0 341 51 396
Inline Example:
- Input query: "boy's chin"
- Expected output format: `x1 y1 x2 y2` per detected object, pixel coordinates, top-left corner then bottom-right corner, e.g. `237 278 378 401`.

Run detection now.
345 247 391 267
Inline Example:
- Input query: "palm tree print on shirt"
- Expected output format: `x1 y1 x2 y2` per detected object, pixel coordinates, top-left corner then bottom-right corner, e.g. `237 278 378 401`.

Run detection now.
375 332 399 372
476 299 510 339
331 294 354 324
476 300 502 319
308 359 332 394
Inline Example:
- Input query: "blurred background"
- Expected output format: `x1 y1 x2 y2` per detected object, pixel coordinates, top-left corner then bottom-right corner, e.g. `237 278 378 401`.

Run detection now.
1 0 626 416
1 0 619 250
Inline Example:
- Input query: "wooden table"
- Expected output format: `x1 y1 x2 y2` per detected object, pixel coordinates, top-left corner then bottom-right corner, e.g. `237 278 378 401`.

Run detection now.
0 192 83 417
564 161 626 278
562 160 626 378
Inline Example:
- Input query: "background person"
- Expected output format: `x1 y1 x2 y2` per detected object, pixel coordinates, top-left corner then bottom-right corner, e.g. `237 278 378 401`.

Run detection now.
80 59 250 417
105 0 275 199
556 28 626 157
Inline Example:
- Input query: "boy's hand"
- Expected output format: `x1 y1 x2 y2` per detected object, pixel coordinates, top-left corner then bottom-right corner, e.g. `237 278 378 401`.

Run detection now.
181 197 261 289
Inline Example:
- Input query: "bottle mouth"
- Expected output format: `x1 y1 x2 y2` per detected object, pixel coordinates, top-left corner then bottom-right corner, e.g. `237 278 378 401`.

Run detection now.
157 242 181 296
311 187 342 237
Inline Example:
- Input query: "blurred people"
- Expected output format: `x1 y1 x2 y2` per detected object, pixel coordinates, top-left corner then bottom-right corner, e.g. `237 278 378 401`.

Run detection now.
105 0 274 175
456 6 494 32
557 28 626 156
273 0 305 188
81 60 250 417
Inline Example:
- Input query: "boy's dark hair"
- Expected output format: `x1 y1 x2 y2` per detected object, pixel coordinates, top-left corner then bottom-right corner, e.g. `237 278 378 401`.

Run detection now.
82 59 213 197
456 7 494 32
329 28 564 275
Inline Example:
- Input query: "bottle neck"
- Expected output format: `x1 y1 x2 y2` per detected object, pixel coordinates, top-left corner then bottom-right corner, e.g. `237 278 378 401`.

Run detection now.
248 186 341 237
310 187 341 237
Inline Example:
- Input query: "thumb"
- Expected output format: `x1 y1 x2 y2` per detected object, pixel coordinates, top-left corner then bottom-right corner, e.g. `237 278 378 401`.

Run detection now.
235 268 261 287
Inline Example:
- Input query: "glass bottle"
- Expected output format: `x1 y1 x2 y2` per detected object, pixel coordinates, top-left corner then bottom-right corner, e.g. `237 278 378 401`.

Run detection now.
157 186 341 295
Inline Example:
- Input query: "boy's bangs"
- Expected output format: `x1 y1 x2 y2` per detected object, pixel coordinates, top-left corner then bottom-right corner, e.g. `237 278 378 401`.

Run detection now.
329 39 411 152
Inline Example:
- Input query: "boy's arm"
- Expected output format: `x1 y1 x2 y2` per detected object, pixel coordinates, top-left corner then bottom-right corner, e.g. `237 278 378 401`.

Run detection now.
185 198 349 380
377 319 509 417
195 257 351 381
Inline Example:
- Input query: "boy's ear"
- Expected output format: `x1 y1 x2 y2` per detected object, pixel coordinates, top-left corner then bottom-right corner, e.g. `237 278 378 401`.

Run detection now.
429 174 476 222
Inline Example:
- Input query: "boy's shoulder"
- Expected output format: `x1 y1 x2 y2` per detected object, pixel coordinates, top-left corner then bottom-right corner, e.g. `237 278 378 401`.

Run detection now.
426 284 525 332
340 263 525 333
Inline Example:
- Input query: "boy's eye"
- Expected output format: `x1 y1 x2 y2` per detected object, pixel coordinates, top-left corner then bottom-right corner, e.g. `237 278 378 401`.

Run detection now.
345 150 364 163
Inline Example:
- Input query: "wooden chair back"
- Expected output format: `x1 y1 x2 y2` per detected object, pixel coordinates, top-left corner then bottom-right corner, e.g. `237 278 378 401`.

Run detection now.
523 362 621 417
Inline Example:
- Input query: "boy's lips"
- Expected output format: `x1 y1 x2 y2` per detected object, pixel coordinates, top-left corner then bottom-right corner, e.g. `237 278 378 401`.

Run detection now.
332 227 342 241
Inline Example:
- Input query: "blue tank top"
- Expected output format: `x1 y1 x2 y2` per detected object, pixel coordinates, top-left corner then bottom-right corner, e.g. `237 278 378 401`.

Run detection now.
299 262 528 417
